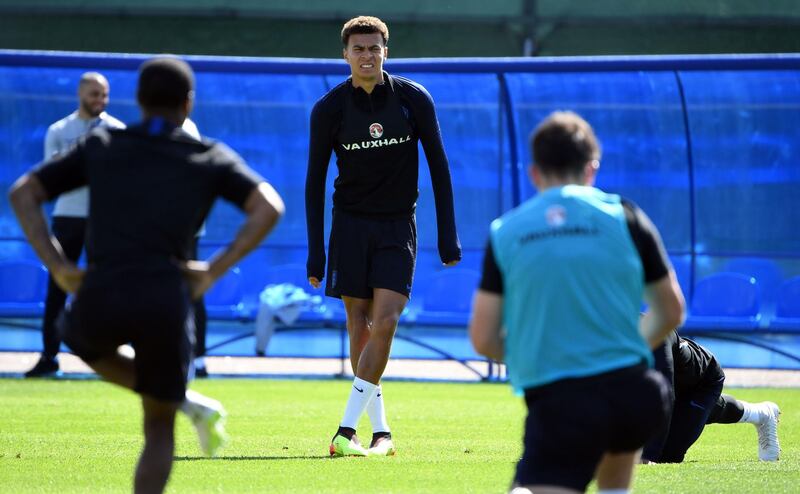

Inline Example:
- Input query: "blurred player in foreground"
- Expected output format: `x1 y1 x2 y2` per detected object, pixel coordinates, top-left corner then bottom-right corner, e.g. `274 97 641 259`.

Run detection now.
9 57 284 493
470 111 685 494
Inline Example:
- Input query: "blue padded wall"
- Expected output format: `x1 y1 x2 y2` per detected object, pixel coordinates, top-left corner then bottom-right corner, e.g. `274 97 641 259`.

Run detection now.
680 70 800 256
505 71 691 254
191 72 326 248
1 52 799 367
0 66 140 239
394 72 508 273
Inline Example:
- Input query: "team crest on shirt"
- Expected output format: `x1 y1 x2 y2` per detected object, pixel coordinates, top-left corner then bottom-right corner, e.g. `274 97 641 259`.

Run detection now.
545 205 567 227
369 122 384 139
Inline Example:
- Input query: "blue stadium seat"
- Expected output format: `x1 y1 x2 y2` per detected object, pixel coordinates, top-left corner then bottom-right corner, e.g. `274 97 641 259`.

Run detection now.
0 260 48 317
682 272 761 332
205 267 250 320
407 268 480 327
725 257 783 308
769 276 800 332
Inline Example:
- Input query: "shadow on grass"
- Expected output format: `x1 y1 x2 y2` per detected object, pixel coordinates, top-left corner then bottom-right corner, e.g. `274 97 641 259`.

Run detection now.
174 455 331 461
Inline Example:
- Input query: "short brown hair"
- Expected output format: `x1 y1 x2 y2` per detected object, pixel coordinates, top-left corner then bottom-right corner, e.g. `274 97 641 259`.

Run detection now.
531 111 601 178
341 16 389 46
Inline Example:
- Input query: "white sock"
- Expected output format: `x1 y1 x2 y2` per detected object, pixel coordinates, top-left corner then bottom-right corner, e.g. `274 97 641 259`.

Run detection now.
598 490 629 494
366 385 390 434
340 377 378 430
738 401 760 424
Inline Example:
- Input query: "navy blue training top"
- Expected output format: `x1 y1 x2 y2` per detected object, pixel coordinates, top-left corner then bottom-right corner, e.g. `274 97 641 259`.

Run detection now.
33 119 263 274
305 72 461 280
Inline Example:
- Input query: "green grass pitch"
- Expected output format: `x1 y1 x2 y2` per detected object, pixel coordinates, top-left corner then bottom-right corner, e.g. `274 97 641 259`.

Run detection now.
0 378 797 493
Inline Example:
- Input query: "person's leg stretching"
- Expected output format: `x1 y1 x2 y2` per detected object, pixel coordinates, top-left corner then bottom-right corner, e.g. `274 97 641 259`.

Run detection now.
134 396 178 494
707 394 744 424
89 347 226 458
707 393 778 427
641 339 675 462
87 348 137 390
707 393 780 461
594 450 640 493
658 396 714 463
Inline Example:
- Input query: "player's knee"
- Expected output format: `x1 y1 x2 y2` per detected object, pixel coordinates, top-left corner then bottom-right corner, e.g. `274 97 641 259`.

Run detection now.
348 331 369 354
371 313 400 335
346 319 369 335
345 309 370 331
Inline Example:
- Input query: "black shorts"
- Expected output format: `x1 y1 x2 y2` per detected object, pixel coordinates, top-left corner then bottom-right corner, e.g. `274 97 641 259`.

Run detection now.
326 209 416 299
516 363 670 491
60 266 195 402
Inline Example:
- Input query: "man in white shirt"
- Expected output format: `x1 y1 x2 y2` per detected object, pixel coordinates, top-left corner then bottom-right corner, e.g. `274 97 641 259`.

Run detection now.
25 72 125 377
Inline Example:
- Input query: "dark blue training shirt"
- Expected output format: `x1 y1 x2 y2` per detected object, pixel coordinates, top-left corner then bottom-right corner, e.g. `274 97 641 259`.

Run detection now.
33 120 263 274
305 72 461 280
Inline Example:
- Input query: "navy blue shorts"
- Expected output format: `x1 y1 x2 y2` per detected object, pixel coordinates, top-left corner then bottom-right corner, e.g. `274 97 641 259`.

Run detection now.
326 209 416 299
61 266 195 402
517 363 670 491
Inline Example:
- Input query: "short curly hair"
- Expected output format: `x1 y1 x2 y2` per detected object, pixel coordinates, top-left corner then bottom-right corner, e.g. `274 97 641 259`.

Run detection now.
341 16 389 46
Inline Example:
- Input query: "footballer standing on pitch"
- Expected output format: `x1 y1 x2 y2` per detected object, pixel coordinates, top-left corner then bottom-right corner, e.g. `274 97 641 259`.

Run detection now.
305 16 461 457
9 57 284 493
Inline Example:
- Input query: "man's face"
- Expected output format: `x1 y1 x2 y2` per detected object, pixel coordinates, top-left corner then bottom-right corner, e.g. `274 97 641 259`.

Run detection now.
343 32 387 82
79 79 109 118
